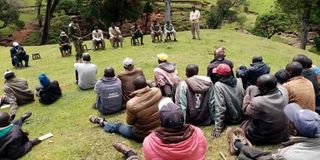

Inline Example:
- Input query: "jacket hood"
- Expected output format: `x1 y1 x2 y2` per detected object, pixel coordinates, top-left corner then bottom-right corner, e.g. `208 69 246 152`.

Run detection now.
101 77 117 82
158 62 176 73
0 124 13 138
185 76 212 93
219 76 237 87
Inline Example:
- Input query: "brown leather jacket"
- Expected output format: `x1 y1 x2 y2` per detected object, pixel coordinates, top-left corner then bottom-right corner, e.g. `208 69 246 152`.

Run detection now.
126 86 162 140
118 68 144 104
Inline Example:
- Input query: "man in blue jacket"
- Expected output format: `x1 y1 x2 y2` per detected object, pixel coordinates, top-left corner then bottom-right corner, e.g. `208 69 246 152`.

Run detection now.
10 42 29 68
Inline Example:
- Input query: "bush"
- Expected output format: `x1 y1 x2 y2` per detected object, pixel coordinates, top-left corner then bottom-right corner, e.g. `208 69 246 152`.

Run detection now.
314 36 320 51
48 14 70 44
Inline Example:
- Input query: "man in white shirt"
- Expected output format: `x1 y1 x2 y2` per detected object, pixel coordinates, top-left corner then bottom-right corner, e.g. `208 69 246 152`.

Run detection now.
190 6 200 39
74 53 97 90
92 26 105 50
109 23 123 48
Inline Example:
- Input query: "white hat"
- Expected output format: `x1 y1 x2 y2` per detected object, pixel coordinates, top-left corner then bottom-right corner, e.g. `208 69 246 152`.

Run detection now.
123 58 134 68
12 42 19 47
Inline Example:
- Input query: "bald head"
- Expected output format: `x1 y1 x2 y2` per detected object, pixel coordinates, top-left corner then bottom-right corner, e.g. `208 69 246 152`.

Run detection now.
286 62 303 78
257 74 277 95
104 67 115 78
133 76 147 90
0 112 11 127
186 64 199 78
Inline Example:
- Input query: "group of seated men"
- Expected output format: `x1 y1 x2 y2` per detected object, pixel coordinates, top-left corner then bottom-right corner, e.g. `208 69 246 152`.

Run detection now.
2 45 320 159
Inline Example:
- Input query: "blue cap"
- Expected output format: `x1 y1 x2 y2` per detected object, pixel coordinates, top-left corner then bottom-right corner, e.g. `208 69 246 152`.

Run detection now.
284 103 320 138
38 73 50 87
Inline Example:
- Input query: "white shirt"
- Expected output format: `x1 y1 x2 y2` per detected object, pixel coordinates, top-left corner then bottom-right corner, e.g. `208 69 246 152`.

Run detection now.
92 29 104 41
74 62 97 89
190 10 200 23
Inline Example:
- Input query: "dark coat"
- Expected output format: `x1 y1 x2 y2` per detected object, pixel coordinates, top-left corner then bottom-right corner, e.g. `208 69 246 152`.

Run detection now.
241 85 289 145
38 81 62 105
207 58 234 83
240 62 270 88
0 125 33 159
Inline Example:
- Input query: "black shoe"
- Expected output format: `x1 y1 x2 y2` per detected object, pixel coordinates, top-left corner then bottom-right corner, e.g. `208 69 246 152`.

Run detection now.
10 114 16 121
21 111 32 122
89 115 105 127
174 39 177 41
25 64 29 67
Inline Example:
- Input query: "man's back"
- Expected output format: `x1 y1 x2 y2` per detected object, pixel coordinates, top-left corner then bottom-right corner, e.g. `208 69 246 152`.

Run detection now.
94 77 122 114
0 125 32 159
4 78 34 105
241 85 289 144
126 87 162 140
38 81 62 105
74 62 97 90
283 76 315 110
118 68 144 103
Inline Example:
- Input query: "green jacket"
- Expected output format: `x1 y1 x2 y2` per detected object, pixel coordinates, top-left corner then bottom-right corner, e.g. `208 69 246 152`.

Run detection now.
68 22 81 41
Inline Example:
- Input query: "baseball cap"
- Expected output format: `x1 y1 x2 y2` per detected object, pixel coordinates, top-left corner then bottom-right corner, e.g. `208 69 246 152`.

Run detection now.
157 53 168 62
212 64 232 76
4 70 15 80
12 42 19 47
60 32 67 37
284 103 320 138
123 58 134 68
160 102 184 129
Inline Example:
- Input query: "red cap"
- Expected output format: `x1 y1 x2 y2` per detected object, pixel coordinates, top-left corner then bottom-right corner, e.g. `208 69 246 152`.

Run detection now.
212 64 232 76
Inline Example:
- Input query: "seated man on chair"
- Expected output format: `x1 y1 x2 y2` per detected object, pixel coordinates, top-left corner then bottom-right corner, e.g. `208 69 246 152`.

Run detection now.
131 22 144 45
164 21 177 42
109 23 123 48
10 42 29 68
92 26 105 50
150 20 163 42
58 32 72 56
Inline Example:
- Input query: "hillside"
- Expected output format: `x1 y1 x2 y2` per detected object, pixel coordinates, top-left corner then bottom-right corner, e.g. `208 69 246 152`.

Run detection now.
0 29 317 160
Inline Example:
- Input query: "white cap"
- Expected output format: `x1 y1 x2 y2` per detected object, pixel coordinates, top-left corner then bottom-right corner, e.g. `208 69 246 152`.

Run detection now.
123 57 134 68
12 42 19 47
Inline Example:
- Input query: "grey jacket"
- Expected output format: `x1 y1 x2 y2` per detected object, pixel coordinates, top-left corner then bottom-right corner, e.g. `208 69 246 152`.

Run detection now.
94 77 122 114
214 77 244 132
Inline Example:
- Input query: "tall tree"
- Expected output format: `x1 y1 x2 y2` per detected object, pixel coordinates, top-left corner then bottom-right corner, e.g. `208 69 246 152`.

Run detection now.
0 0 21 29
277 0 319 49
41 0 60 44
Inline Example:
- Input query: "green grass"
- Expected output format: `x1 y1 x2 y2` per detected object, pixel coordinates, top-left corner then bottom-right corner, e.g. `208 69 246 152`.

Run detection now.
0 29 318 160
248 0 275 14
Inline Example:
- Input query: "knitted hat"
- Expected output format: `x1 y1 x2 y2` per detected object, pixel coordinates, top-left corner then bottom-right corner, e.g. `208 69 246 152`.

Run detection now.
157 53 168 62
38 73 50 87
160 102 184 129
4 70 15 80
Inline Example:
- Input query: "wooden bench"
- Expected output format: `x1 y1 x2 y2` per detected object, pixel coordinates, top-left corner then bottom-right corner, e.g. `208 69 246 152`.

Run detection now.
32 53 41 60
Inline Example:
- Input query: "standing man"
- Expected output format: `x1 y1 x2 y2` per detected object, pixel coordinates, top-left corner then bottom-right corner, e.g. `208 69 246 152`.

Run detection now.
68 16 84 61
92 26 105 50
190 6 200 39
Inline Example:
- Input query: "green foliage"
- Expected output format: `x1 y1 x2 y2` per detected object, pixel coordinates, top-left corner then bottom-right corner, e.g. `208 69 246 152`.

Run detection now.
143 0 153 14
236 13 247 28
314 36 320 51
0 0 24 29
253 11 290 39
56 0 78 14
49 14 70 44
206 0 248 29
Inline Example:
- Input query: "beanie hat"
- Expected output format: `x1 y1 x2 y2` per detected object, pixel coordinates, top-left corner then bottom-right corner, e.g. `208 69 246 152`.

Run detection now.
4 70 15 80
38 73 50 87
157 53 168 62
160 102 184 129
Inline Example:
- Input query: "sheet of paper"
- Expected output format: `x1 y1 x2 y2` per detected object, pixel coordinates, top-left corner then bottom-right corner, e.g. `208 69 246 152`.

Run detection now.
39 133 53 141
0 104 10 109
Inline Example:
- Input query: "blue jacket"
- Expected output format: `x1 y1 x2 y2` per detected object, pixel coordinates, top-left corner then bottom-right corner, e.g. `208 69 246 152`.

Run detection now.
94 77 122 114
240 62 270 87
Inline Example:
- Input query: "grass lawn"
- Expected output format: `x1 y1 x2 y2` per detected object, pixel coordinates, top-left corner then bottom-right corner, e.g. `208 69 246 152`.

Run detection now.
0 29 319 159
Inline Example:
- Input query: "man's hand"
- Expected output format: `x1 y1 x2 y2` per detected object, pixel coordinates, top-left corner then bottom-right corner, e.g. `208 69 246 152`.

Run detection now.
212 129 222 139
30 138 41 146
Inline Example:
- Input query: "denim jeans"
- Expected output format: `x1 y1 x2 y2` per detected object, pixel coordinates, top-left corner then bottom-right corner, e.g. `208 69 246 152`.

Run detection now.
103 122 135 140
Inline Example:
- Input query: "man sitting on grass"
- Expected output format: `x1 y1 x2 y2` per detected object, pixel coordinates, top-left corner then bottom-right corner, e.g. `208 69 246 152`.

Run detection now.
154 53 179 99
227 103 320 160
118 58 144 105
0 95 17 120
175 64 215 126
89 76 162 142
10 42 29 68
212 64 244 138
3 70 34 119
0 111 41 159
241 74 289 145
74 53 97 90
36 73 62 105
283 62 315 111
93 67 122 114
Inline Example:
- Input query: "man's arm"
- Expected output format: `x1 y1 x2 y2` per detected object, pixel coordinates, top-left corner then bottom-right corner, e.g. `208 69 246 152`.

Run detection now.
175 81 188 122
213 85 226 136
126 107 136 125
208 84 215 121
6 136 33 159
154 68 166 86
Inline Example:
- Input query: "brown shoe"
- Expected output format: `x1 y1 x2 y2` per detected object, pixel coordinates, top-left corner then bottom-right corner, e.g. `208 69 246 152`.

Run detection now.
233 127 252 147
89 115 105 127
226 127 238 155
112 142 137 155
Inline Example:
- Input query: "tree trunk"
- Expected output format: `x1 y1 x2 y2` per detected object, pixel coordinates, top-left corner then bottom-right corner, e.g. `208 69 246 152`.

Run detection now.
37 0 43 28
144 13 149 34
41 0 52 45
300 9 310 50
